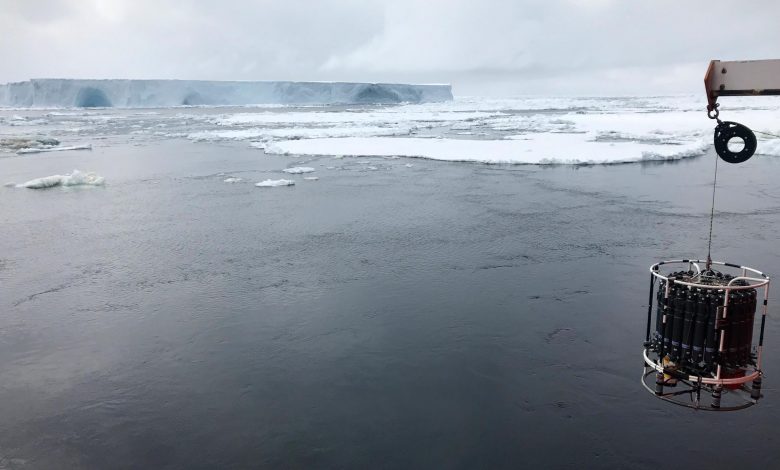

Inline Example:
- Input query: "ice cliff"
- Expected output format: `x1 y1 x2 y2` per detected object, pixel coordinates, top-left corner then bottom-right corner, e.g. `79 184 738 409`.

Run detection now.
0 79 453 108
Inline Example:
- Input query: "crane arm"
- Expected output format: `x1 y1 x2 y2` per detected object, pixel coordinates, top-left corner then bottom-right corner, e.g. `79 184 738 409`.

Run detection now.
705 59 780 111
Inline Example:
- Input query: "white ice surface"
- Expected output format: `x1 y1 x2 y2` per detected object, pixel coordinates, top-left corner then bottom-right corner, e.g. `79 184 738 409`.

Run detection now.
282 167 315 174
213 111 495 126
756 139 780 156
188 126 412 143
265 135 709 165
6 94 780 167
303 176 319 181
223 177 243 183
252 99 780 165
17 169 105 189
255 179 295 187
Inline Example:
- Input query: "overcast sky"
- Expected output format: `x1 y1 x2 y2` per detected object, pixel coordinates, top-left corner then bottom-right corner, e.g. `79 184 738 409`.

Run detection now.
3 0 780 96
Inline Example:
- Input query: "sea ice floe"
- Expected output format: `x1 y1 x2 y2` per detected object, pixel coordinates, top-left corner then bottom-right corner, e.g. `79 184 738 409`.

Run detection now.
303 176 319 181
0 137 60 151
5 116 48 126
223 177 243 183
213 111 496 126
255 179 295 187
16 144 92 155
16 169 105 189
264 135 710 165
756 139 780 156
189 125 411 142
282 167 315 174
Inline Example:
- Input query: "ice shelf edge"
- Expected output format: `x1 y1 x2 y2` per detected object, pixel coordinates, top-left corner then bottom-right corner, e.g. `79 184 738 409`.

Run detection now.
0 79 453 108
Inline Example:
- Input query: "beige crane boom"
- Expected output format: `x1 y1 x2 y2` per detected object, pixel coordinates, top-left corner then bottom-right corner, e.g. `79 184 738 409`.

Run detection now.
705 59 780 112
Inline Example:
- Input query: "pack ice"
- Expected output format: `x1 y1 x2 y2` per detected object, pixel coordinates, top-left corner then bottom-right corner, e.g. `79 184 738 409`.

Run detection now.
0 79 453 108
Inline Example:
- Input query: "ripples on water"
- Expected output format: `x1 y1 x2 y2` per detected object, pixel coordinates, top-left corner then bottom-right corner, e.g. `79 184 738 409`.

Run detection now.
1 98 780 468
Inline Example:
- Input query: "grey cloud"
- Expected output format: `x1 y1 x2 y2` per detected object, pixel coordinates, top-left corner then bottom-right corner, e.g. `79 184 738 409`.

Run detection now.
2 0 780 95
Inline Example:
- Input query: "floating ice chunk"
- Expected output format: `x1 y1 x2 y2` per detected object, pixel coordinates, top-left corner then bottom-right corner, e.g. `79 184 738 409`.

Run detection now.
282 167 315 174
255 179 295 187
16 144 92 155
18 175 64 188
405 163 414 167
0 137 60 151
50 170 104 187
303 176 319 181
17 170 105 189
223 177 243 183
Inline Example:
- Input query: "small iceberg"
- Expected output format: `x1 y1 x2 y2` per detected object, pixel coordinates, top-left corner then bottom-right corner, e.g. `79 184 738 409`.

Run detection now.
255 179 295 187
303 176 319 181
223 177 243 183
17 169 105 189
282 166 315 174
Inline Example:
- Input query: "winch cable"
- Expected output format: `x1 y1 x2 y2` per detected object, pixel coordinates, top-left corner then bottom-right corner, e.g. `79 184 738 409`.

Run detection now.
754 129 780 140
703 106 777 271
705 151 719 272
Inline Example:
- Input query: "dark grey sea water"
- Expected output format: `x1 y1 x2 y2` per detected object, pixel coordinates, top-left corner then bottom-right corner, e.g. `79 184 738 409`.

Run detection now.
2 112 780 468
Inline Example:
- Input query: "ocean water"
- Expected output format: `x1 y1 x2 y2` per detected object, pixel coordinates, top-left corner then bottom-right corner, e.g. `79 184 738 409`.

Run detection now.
1 97 780 468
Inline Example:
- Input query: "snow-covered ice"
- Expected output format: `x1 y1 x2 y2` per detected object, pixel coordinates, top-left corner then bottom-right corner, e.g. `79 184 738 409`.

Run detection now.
223 177 243 183
282 167 315 174
4 94 780 166
303 176 319 181
255 179 295 187
213 110 494 126
188 126 412 142
265 135 710 165
16 170 105 189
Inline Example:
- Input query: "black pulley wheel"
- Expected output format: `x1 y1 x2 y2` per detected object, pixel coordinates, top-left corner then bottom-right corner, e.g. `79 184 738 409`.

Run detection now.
714 121 757 164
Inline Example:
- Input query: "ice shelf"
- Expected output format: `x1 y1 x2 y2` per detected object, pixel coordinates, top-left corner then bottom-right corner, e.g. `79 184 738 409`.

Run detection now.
0 79 453 108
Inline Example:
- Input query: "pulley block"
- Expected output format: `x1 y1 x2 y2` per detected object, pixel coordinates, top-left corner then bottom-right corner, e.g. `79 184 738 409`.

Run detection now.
714 121 757 164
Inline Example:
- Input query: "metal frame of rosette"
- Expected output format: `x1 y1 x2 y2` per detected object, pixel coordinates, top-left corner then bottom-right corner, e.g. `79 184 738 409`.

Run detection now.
642 259 770 411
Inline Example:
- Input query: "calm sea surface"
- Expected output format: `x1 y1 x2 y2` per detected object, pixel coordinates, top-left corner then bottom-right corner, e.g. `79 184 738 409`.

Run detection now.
1 106 779 468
